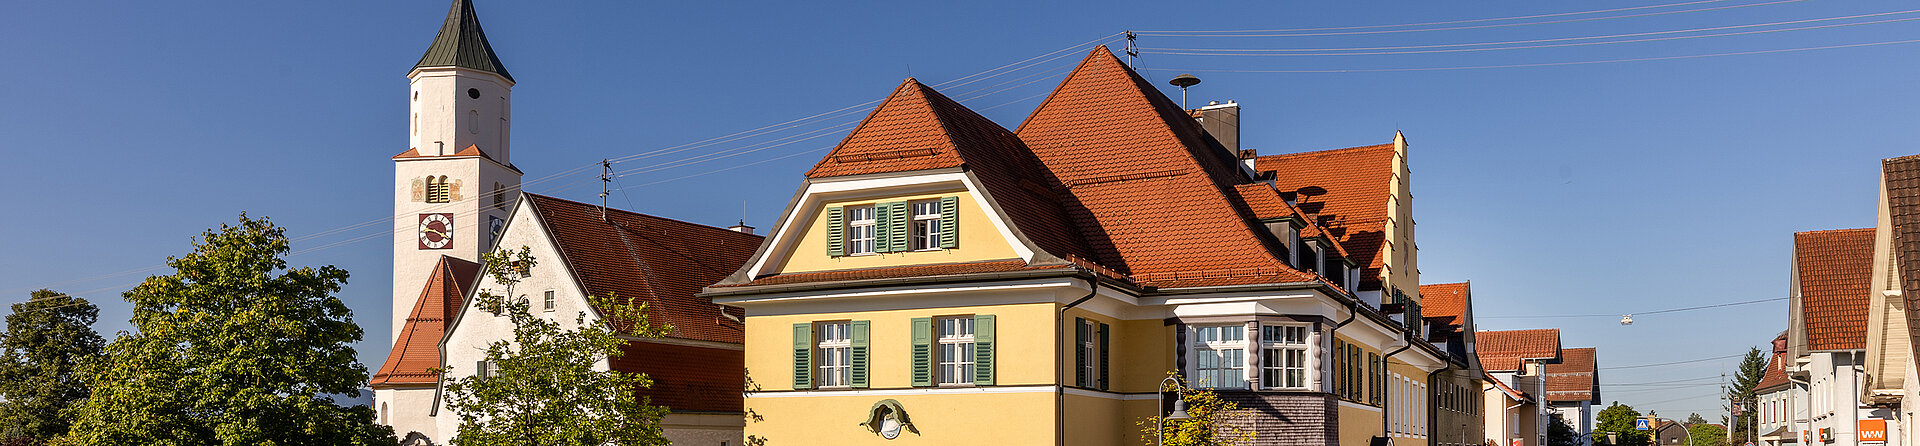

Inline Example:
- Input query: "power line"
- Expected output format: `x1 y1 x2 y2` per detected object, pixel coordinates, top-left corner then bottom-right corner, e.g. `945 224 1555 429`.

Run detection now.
1603 354 1747 370
1479 296 1788 319
1138 9 1920 55
1140 38 1920 74
1135 0 1815 37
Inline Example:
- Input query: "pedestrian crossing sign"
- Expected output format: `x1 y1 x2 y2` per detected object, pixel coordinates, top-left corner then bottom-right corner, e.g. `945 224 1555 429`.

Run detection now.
1635 419 1652 431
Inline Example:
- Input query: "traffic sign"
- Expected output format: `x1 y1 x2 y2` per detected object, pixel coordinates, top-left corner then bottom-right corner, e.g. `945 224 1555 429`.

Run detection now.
1635 419 1652 431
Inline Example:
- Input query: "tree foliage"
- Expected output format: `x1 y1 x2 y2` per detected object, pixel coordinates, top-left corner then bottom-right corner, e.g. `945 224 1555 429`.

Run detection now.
1594 401 1652 446
441 247 672 446
1550 414 1583 446
64 214 393 445
1687 423 1729 446
1136 374 1253 446
1728 347 1767 440
0 289 104 444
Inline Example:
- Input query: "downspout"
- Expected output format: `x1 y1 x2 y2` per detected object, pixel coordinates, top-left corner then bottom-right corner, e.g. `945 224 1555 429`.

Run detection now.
1057 272 1100 445
1789 373 1810 443
1426 366 1447 446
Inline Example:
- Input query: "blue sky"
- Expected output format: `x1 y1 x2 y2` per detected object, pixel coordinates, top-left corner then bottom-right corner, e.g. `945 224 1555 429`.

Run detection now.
5 0 1917 422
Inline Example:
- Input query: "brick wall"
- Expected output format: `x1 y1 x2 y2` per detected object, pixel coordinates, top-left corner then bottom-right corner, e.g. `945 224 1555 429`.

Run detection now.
1213 391 1340 445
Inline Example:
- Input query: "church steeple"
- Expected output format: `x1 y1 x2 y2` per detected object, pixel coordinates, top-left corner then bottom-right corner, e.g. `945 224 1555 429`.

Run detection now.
414 0 512 82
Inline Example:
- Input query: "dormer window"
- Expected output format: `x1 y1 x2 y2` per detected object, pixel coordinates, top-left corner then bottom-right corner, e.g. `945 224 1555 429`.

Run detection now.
847 206 876 255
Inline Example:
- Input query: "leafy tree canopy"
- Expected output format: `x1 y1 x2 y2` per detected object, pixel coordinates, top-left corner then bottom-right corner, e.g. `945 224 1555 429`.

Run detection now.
0 289 104 444
442 247 672 446
65 214 393 446
1136 373 1254 446
1594 401 1652 446
1728 347 1767 439
1550 414 1582 446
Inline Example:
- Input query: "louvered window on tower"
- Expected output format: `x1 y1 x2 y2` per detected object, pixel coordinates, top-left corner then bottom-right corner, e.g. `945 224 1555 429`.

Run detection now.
427 176 451 203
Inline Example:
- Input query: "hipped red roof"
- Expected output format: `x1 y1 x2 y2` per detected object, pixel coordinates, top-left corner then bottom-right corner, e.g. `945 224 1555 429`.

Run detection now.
1012 48 1310 289
1477 328 1561 371
1544 347 1597 403
527 194 762 343
372 256 480 387
1794 228 1873 351
1420 282 1470 327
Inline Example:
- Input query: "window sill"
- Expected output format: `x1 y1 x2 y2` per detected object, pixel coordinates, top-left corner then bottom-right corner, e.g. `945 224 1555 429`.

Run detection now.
936 383 978 388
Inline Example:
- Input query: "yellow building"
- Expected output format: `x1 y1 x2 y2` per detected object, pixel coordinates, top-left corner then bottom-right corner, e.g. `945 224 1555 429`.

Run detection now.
704 47 1452 445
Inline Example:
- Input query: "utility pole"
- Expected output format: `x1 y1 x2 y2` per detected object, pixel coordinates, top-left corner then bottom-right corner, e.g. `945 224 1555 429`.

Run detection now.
598 159 612 221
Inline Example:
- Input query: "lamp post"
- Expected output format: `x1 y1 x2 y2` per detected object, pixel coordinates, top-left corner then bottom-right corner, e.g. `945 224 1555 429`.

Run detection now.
1157 375 1192 446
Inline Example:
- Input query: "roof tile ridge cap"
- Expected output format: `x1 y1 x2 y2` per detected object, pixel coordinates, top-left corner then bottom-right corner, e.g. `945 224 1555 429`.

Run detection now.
808 80 920 178
1012 46 1112 136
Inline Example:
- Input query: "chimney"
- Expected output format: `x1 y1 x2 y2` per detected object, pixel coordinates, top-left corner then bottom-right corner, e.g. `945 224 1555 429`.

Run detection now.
1194 100 1240 152
728 220 755 235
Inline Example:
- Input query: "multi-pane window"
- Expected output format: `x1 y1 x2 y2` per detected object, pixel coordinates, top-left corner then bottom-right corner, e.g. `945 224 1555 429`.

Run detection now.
1259 325 1308 389
1192 325 1246 389
846 206 876 255
542 290 555 312
937 317 975 385
911 201 943 251
816 322 851 387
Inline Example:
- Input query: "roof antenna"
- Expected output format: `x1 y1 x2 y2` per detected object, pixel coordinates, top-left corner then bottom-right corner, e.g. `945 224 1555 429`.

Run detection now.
1125 31 1139 68
1169 74 1201 109
598 159 612 222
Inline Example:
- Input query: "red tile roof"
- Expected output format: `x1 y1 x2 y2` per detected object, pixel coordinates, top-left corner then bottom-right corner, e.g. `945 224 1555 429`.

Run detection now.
392 143 521 173
1013 47 1311 289
526 193 762 344
1477 328 1561 371
1255 144 1397 289
1794 228 1873 351
1544 347 1598 403
372 255 480 387
1421 282 1470 327
801 78 1094 265
1883 155 1920 354
1756 351 1790 392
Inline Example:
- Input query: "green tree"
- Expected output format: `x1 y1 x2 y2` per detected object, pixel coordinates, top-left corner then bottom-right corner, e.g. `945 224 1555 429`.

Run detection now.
1728 347 1766 440
1594 401 1652 446
440 247 672 446
0 290 104 444
65 214 393 445
1685 413 1708 426
1687 423 1729 446
1135 373 1253 446
1549 414 1582 446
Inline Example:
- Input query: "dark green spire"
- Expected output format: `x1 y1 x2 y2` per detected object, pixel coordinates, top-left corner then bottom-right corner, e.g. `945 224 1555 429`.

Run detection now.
414 0 513 82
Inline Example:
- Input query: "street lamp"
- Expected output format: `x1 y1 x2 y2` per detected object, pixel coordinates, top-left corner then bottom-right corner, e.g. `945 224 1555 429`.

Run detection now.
1157 376 1192 446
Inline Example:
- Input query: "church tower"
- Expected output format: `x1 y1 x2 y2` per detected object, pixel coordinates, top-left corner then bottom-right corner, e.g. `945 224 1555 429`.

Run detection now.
390 0 520 343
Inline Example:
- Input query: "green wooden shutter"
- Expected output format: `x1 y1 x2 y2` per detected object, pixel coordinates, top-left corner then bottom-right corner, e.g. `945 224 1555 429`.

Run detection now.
874 204 892 253
1097 322 1110 391
939 196 959 249
1333 339 1345 397
1074 317 1088 387
792 323 813 390
888 201 909 252
974 314 996 386
825 206 844 257
911 318 933 387
851 321 870 388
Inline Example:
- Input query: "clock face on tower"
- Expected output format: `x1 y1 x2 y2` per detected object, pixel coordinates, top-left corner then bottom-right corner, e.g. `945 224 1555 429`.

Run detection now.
419 213 453 250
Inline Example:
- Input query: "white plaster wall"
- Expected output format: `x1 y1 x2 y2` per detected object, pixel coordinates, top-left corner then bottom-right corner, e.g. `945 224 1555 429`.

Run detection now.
433 199 604 442
662 413 746 446
409 68 512 162
1807 352 1868 446
375 387 439 441
391 156 516 345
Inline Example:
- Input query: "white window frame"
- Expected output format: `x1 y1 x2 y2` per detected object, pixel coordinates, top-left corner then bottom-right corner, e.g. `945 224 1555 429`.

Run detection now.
911 200 944 251
847 206 876 255
937 316 975 386
816 321 851 388
1259 324 1309 390
1191 325 1247 389
542 290 556 312
1080 318 1098 387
